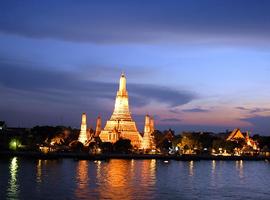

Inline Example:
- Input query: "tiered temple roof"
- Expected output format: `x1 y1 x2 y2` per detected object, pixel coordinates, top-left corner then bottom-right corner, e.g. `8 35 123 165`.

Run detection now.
99 73 143 147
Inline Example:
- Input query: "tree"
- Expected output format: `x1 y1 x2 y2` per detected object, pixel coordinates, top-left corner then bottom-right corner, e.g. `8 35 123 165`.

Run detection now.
100 142 113 153
113 139 132 153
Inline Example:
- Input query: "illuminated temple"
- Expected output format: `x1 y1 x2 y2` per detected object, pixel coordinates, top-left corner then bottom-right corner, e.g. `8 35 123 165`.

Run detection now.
78 73 156 149
78 113 89 145
99 73 143 148
226 128 258 150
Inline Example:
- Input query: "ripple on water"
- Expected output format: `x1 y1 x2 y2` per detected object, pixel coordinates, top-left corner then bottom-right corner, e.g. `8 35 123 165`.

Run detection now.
1 159 270 200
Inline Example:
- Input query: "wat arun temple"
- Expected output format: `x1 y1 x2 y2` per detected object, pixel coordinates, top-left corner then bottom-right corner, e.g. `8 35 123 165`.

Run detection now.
78 73 155 150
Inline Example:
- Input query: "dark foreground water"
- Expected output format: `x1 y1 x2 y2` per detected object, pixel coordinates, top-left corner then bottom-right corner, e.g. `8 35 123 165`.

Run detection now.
0 157 269 200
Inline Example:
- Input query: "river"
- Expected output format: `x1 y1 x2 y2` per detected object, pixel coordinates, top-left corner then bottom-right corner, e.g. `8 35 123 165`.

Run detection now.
0 157 269 200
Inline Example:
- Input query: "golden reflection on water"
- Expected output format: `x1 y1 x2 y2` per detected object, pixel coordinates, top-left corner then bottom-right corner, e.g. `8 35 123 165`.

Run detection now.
75 160 89 199
106 160 130 188
36 160 42 183
7 157 19 199
140 159 156 186
96 159 157 200
212 160 216 173
189 161 194 176
73 160 157 199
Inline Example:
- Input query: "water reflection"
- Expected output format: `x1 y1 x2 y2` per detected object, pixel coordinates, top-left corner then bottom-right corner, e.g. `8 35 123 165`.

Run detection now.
36 160 42 183
2 159 270 200
189 161 194 176
96 160 157 200
211 160 216 173
140 159 156 187
236 160 244 179
210 160 217 187
7 157 19 200
75 160 89 199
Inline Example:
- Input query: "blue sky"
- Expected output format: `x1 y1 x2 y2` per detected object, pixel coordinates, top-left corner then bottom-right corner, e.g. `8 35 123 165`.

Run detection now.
1 0 270 135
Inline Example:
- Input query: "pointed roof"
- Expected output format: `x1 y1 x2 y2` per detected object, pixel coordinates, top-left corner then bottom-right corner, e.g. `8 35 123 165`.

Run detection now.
226 128 245 141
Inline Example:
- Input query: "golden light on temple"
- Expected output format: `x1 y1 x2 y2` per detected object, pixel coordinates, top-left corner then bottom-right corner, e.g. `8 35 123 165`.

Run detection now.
99 73 144 148
78 73 156 149
142 115 155 150
95 116 102 137
78 113 88 145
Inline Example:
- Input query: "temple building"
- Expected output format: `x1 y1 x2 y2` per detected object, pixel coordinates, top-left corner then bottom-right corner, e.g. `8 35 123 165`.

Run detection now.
95 116 102 137
78 113 89 145
142 115 156 150
99 73 143 148
226 128 258 150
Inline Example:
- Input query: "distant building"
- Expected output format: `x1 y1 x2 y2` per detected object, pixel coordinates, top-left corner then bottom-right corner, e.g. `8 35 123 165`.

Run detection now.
226 128 259 150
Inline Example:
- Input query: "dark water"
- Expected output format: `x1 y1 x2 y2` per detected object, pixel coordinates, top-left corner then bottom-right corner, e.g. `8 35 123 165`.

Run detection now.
0 157 269 200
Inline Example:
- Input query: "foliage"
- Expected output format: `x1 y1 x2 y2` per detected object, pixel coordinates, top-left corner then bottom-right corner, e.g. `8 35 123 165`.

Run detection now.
113 139 132 153
100 142 113 153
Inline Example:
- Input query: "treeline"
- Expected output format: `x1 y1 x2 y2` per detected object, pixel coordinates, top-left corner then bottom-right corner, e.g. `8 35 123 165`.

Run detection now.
1 126 270 154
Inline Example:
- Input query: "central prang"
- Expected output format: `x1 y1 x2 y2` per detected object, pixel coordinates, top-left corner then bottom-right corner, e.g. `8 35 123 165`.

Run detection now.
99 73 143 148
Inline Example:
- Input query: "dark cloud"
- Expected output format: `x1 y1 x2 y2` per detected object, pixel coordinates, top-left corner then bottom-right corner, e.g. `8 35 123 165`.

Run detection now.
182 108 209 113
0 0 270 44
241 115 270 135
235 107 249 111
0 60 195 127
0 62 195 107
130 84 195 108
236 107 270 114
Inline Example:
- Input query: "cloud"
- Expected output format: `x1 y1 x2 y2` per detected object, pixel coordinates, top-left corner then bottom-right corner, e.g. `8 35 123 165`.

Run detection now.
0 59 195 126
240 115 270 135
235 106 249 111
129 84 196 108
161 118 182 123
235 106 270 114
0 61 195 107
182 108 210 113
0 1 270 44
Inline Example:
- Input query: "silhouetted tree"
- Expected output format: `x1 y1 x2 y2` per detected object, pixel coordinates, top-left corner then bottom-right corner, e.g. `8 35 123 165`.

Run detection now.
100 142 113 153
113 139 132 153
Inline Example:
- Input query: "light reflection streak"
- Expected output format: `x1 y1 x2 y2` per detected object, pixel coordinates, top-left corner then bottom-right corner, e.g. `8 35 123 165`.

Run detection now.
189 161 194 176
236 160 244 179
75 160 89 199
212 160 216 173
7 157 19 199
36 160 42 183
210 160 217 187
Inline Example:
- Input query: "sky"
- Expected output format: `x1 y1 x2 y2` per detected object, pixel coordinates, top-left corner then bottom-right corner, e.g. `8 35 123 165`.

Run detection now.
1 0 270 135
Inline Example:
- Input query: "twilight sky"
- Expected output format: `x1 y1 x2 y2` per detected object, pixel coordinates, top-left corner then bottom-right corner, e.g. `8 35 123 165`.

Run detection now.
1 0 270 135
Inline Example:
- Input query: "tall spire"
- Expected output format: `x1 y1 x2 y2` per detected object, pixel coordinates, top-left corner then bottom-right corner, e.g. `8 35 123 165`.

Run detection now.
78 113 88 145
99 73 142 147
110 73 132 121
144 114 151 133
150 117 155 132
142 115 156 150
95 116 102 137
119 73 127 94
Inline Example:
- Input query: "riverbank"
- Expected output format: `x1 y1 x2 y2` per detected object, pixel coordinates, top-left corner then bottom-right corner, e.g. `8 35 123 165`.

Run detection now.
0 151 269 161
